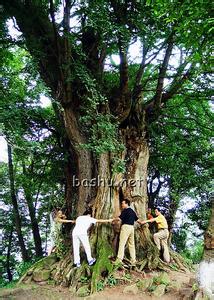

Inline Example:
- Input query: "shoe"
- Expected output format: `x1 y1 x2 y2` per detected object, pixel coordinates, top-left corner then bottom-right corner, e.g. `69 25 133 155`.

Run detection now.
88 258 96 266
75 262 81 268
113 258 123 268
130 262 136 267
130 263 136 270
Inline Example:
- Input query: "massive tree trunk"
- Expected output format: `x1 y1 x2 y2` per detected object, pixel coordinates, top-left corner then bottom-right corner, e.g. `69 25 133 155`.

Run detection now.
7 144 29 262
19 131 171 293
63 107 93 215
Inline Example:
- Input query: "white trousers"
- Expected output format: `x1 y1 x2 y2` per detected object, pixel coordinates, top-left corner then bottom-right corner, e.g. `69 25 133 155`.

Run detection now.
72 234 93 264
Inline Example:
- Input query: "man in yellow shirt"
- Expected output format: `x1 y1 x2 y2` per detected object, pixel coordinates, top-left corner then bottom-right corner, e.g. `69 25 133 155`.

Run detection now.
141 208 170 263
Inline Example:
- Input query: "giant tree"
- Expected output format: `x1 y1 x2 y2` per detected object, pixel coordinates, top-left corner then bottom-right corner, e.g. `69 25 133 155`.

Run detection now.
0 0 212 292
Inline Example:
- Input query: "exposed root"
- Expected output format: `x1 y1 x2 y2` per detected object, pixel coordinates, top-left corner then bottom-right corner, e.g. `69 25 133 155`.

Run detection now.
18 246 191 297
136 246 191 274
170 251 191 272
138 258 148 271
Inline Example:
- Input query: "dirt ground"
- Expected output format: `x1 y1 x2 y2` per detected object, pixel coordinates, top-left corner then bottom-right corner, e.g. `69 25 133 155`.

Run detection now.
0 269 195 300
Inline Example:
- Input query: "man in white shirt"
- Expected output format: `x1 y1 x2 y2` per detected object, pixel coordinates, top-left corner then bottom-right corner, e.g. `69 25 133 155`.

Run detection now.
72 208 113 267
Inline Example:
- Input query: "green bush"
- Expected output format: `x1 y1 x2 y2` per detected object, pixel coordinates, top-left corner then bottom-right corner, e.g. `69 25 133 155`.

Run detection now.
181 240 204 264
16 261 34 277
96 280 105 291
0 279 18 289
107 275 117 287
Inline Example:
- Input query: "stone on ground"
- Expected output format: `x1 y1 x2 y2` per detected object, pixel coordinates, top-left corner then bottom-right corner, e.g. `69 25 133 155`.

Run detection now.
33 269 51 282
123 284 139 295
152 284 166 297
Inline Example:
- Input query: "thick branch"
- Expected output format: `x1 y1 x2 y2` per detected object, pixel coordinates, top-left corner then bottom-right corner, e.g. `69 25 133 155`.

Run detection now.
118 40 129 93
61 0 73 104
143 61 196 126
132 43 148 99
153 34 174 108
133 38 169 99
81 6 102 78
148 170 165 207
161 67 193 104
63 0 72 32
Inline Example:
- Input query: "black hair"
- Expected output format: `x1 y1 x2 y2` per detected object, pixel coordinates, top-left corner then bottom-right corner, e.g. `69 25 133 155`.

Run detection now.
154 207 160 211
83 208 92 216
122 199 130 206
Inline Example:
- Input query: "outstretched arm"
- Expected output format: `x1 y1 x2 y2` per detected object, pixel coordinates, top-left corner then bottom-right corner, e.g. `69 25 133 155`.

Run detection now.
55 217 75 224
141 218 156 225
137 219 143 224
96 219 113 223
112 217 121 222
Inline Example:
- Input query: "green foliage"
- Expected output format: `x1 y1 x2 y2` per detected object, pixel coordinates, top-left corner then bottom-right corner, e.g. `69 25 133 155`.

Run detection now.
0 45 66 281
169 264 179 271
96 280 105 291
71 61 125 162
148 284 156 292
181 240 204 264
80 114 124 156
153 273 170 286
111 157 126 175
172 194 211 259
53 227 69 259
107 275 117 287
192 283 199 292
149 96 213 198
187 195 212 231
0 259 37 288
172 228 188 253
0 279 18 289
16 261 34 278
80 276 89 284
123 273 131 280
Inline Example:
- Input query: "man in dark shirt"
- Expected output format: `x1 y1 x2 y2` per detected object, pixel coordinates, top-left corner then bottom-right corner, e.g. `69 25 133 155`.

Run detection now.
114 199 142 265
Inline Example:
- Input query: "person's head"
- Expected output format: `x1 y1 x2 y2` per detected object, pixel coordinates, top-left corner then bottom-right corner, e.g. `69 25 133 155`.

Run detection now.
148 208 152 213
56 210 64 218
154 208 161 216
83 207 92 216
121 199 130 209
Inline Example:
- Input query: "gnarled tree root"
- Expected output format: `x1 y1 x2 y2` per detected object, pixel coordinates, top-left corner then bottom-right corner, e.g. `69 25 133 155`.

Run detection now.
19 248 190 296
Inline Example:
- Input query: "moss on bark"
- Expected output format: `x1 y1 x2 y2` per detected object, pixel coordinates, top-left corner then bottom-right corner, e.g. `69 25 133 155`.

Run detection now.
91 239 114 293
